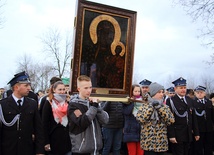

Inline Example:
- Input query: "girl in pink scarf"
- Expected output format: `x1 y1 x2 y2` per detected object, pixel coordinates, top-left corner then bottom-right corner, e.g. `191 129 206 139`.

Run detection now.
42 81 71 155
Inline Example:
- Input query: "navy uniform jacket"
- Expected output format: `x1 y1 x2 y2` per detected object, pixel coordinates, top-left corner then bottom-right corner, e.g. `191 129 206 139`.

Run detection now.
166 95 199 142
193 97 214 132
0 95 45 155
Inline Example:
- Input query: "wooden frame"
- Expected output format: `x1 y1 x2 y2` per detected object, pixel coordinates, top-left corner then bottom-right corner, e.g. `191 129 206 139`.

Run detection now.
70 0 137 98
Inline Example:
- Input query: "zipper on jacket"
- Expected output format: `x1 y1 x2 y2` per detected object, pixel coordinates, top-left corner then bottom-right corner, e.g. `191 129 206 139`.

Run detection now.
92 121 97 155
79 138 85 151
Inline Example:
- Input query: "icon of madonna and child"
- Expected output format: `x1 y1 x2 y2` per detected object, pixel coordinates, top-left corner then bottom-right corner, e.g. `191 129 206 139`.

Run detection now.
80 12 128 89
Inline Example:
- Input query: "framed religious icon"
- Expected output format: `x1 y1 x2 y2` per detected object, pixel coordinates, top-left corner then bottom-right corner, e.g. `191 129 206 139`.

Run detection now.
70 0 137 100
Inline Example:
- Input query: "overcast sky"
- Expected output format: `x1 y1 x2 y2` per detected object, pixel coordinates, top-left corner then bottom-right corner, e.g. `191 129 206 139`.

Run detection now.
0 0 213 89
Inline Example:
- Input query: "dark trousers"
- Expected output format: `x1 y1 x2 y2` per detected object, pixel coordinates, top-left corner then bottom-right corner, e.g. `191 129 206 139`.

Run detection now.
102 127 123 155
144 150 165 155
171 142 190 155
188 134 194 155
194 132 213 155
213 131 214 152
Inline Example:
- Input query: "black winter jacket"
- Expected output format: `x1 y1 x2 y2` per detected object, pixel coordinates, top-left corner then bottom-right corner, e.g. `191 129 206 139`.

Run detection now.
101 101 124 128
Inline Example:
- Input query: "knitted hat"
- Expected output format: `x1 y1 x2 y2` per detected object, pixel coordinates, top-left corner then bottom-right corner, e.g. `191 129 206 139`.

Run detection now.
149 82 164 97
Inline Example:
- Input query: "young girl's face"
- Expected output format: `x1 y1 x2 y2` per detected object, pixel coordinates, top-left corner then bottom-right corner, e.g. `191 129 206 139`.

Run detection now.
53 84 66 94
133 86 141 97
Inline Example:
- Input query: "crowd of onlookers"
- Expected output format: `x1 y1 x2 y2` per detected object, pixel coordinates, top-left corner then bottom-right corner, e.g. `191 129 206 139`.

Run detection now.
0 72 214 155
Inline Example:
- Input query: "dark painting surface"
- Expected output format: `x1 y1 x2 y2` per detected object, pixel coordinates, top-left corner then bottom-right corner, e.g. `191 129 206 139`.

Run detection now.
71 0 136 96
80 10 128 89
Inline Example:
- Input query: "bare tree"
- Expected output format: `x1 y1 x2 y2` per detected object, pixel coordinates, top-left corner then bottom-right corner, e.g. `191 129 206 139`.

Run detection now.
39 27 72 78
36 64 55 91
200 74 214 94
206 53 214 65
174 0 214 47
16 54 55 91
16 54 37 90
164 75 177 88
186 75 197 89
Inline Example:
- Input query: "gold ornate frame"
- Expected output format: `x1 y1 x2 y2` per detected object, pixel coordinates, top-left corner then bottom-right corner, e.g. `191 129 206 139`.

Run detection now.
70 0 137 99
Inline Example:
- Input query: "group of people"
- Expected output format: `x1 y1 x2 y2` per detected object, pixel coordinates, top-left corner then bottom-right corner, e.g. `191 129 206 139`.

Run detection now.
0 71 214 155
128 78 214 155
0 72 109 155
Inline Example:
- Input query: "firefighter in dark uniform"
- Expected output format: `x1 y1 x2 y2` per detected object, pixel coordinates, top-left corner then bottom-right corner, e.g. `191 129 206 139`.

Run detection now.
139 79 152 102
139 79 152 95
166 77 200 155
193 85 214 155
0 71 45 155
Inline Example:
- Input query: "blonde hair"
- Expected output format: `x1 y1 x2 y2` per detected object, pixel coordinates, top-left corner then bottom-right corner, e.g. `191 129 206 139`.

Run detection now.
77 75 91 87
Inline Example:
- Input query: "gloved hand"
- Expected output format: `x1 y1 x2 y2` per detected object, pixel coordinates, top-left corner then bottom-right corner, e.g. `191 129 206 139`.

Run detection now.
90 101 98 108
151 101 162 109
152 101 159 106
89 97 99 108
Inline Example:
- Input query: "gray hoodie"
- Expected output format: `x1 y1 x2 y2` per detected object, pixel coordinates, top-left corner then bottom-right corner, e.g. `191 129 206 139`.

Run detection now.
68 95 109 154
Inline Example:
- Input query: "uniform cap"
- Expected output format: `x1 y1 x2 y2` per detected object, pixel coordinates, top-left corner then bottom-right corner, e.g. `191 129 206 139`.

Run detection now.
194 85 206 92
166 87 175 93
139 79 152 86
7 71 31 87
172 77 186 87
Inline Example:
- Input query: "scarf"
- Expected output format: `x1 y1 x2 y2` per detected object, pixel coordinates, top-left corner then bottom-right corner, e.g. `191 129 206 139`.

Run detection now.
148 98 163 124
132 96 143 117
51 94 68 127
